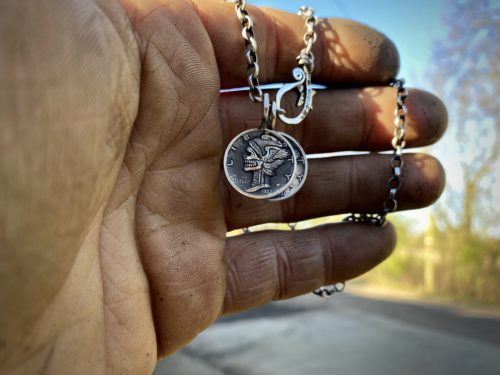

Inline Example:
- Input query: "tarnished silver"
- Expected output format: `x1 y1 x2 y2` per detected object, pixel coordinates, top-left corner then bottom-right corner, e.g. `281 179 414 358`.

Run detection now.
225 0 263 102
225 2 318 107
224 129 297 199
269 133 308 201
224 1 318 201
297 6 318 73
384 78 408 216
275 67 316 125
260 93 277 131
317 79 408 298
274 6 318 125
343 79 408 227
313 282 346 297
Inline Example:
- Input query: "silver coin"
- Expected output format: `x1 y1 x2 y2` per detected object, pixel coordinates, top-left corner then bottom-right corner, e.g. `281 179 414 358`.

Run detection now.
269 133 308 201
224 128 297 199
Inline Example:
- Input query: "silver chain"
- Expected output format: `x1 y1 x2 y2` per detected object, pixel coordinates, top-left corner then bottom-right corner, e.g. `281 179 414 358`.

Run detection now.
313 282 345 297
225 1 317 103
226 2 407 299
226 0 263 102
319 79 407 297
386 79 408 216
344 78 408 227
297 6 318 74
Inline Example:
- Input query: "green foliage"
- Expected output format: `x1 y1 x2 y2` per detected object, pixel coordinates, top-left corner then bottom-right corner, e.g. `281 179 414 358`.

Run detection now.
451 233 500 304
363 214 500 306
361 215 424 290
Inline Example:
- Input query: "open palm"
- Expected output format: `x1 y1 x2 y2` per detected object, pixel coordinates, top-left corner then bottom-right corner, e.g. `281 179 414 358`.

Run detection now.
0 0 447 374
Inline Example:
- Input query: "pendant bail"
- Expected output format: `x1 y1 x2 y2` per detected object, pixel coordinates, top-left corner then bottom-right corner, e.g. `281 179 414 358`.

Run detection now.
260 93 277 131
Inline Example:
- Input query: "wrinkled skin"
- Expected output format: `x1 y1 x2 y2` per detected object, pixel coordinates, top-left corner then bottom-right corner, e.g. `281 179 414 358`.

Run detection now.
0 0 447 374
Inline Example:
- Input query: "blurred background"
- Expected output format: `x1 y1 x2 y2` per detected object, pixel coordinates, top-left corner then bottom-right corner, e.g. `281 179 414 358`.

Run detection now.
155 0 500 374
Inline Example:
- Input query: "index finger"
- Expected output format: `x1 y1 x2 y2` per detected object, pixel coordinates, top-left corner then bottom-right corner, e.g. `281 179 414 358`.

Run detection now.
191 0 400 87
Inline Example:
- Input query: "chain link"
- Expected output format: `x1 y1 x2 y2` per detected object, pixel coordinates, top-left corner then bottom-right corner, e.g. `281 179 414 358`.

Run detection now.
384 78 407 218
225 1 317 102
226 0 263 102
226 2 407 298
344 78 408 227
297 6 318 73
334 79 407 298
313 282 346 297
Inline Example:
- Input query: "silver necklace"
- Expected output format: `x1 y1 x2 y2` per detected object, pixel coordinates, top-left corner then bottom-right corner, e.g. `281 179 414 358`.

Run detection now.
223 1 318 201
224 1 408 298
314 78 408 297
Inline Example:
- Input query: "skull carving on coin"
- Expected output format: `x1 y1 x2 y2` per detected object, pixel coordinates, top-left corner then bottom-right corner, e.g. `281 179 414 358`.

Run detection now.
243 134 291 193
224 129 296 199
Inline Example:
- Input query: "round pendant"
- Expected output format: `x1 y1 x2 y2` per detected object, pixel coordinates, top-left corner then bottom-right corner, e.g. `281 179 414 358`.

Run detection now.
269 133 308 201
224 129 297 199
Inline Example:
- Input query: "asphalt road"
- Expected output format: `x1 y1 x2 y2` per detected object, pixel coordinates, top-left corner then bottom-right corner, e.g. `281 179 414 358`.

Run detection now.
153 292 500 375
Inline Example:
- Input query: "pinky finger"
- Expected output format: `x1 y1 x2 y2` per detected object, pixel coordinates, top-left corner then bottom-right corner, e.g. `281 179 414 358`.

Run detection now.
222 222 396 315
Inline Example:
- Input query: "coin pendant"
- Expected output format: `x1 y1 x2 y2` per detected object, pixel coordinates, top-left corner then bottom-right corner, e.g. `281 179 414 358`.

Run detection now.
224 129 297 199
269 134 308 201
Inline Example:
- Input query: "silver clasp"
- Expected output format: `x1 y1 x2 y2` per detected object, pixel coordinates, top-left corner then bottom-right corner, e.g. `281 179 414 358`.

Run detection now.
275 66 315 125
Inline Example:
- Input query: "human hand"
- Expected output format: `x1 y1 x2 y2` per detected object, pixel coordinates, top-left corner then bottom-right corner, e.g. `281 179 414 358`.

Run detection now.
0 0 446 373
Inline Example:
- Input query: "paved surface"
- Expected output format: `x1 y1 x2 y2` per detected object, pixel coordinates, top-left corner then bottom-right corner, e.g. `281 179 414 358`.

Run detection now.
153 292 500 375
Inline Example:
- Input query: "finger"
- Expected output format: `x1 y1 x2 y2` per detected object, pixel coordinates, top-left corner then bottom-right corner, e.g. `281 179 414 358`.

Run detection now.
225 153 445 230
191 1 399 86
220 87 447 153
223 221 396 314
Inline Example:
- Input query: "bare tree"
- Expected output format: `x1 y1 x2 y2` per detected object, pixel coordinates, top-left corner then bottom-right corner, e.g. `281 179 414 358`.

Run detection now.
432 0 500 237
